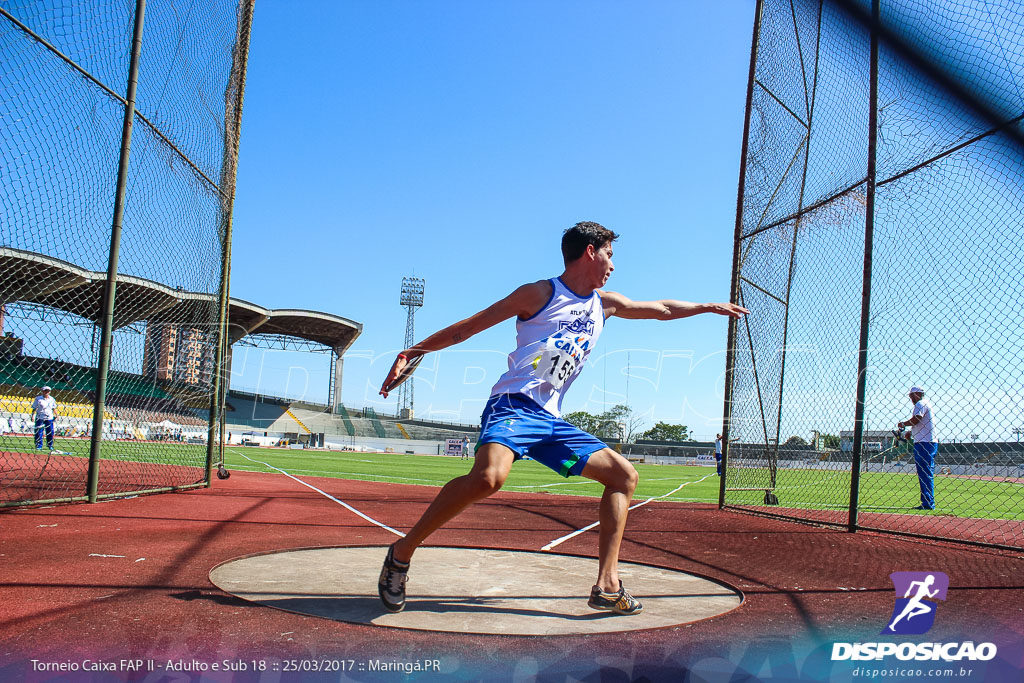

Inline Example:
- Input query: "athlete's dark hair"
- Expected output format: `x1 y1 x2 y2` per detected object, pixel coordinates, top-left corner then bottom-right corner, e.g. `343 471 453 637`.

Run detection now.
561 221 619 265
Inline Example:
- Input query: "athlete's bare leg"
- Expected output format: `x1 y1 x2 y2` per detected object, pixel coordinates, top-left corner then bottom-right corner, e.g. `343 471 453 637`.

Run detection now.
580 448 639 593
391 442 516 563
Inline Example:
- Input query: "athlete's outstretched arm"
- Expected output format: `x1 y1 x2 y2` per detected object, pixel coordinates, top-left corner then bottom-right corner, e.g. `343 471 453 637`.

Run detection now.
379 280 552 397
599 290 749 321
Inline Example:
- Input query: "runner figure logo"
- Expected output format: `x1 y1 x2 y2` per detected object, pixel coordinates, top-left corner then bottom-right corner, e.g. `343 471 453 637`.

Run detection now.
882 571 949 635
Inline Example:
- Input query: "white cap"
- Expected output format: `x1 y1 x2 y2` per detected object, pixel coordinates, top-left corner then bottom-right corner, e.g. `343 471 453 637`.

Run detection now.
908 386 924 395
41 385 52 392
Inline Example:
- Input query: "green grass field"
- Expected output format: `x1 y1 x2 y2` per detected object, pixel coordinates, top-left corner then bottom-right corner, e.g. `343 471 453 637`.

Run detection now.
0 435 208 466
222 446 724 503
220 446 1022 521
725 465 1023 520
4 435 1020 520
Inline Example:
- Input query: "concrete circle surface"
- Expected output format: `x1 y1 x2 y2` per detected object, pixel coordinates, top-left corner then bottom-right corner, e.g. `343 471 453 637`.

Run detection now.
209 546 742 636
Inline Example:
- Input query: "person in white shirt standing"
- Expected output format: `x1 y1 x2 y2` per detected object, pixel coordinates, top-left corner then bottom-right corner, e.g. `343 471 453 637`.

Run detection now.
897 386 936 510
715 433 723 476
32 385 57 451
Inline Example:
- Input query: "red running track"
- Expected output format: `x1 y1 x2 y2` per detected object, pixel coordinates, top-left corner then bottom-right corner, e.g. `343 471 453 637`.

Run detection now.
1 470 1022 680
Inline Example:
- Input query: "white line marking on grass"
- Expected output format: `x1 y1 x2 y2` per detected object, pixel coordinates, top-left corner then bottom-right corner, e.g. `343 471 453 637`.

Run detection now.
231 449 405 538
226 462 441 485
541 473 716 551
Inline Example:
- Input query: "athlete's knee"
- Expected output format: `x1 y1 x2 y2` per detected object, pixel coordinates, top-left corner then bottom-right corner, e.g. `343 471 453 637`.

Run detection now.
619 460 639 493
587 449 638 493
467 467 506 497
605 449 638 489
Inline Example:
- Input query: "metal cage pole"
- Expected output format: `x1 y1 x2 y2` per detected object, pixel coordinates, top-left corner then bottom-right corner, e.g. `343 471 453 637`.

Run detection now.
848 0 880 532
206 0 255 484
87 0 146 502
721 0 764 509
327 352 336 414
770 1 824 501
216 316 230 474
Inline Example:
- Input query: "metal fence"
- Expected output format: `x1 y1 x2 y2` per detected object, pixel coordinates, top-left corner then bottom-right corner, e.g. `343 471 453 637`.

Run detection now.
722 0 1024 549
0 0 254 506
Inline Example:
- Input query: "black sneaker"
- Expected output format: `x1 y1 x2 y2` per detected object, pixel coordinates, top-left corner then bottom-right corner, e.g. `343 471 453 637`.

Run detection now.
378 544 410 613
588 581 643 615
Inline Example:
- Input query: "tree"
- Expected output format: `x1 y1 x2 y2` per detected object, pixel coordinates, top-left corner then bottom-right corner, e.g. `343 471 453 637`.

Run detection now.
820 433 840 449
784 435 807 446
563 411 601 436
639 421 692 442
563 405 645 442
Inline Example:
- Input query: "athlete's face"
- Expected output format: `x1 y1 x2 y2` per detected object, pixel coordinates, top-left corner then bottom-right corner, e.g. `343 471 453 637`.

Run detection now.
592 242 614 286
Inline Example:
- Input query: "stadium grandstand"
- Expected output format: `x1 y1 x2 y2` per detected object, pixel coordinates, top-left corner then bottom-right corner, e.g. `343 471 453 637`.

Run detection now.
210 390 482 455
0 246 480 454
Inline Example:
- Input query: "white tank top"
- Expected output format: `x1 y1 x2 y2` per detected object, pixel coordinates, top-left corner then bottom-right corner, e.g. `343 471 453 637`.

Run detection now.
489 277 605 417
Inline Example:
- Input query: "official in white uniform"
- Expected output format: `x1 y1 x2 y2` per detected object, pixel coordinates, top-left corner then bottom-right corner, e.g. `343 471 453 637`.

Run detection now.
898 386 936 510
32 385 57 451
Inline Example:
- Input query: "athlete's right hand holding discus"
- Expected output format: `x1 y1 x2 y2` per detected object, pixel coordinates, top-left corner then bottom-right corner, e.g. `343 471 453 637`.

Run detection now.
378 279 556 398
379 351 422 398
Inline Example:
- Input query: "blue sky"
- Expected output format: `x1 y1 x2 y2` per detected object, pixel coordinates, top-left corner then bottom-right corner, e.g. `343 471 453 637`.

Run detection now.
228 1 756 438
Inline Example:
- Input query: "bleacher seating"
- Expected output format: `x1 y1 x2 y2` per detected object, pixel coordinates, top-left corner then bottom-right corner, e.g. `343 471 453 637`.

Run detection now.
0 358 82 395
0 392 113 420
109 406 205 427
110 371 170 398
0 356 204 426
398 423 479 441
363 406 387 438
219 391 290 430
230 399 478 441
336 404 356 436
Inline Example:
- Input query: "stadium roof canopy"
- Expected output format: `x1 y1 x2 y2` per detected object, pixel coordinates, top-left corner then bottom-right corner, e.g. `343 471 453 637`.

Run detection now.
0 247 362 354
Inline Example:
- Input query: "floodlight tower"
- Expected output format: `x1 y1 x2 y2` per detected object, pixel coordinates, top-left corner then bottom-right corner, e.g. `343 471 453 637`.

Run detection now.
398 277 425 416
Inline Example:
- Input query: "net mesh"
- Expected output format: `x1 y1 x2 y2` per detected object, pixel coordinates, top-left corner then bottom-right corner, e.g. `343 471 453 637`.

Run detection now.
0 0 252 505
726 0 1024 548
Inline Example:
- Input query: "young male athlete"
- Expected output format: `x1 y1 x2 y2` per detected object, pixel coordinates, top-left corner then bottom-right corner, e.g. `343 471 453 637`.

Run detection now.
377 222 748 615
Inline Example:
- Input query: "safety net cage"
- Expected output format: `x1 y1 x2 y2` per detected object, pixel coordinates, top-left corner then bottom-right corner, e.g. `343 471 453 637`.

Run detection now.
0 0 253 505
723 0 1024 549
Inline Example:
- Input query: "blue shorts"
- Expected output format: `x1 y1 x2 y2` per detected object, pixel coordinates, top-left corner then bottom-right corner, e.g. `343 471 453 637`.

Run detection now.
477 393 607 477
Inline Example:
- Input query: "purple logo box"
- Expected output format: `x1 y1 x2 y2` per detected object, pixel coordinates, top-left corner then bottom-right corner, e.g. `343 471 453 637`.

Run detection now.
882 571 949 635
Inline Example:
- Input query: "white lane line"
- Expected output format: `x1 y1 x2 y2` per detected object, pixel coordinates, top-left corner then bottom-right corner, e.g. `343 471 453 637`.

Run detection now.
226 463 440 484
541 473 717 551
230 449 405 538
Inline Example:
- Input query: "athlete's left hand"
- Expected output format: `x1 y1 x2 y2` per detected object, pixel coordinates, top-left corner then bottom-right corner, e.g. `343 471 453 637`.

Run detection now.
707 303 750 318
